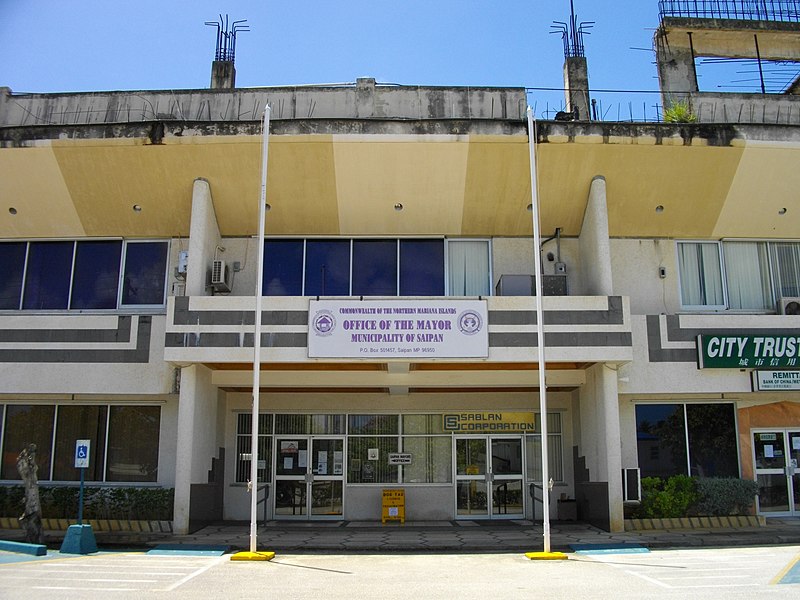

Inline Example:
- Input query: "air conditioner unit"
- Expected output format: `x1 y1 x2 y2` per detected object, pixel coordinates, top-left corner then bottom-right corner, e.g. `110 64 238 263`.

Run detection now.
622 467 641 503
778 297 800 315
210 259 231 293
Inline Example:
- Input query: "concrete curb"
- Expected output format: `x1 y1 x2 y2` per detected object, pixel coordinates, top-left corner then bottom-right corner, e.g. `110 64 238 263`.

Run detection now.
0 539 47 556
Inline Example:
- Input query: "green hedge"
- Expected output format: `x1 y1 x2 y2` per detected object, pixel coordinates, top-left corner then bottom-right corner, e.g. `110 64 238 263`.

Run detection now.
0 486 174 521
634 476 758 519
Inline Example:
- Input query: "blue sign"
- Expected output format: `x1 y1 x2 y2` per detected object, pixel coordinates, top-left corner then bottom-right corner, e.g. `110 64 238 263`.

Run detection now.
74 439 91 469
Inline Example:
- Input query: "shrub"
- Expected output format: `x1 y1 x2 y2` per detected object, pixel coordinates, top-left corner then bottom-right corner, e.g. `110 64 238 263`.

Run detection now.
638 475 698 518
663 100 697 123
0 486 174 521
694 477 758 516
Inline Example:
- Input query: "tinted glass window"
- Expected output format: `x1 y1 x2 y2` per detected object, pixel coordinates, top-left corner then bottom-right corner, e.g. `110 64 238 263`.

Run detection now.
352 240 397 296
23 241 74 310
305 240 350 296
52 405 108 481
686 403 738 477
635 404 687 479
121 242 168 305
0 242 26 309
263 240 303 295
106 406 161 482
1 405 55 479
400 240 444 296
71 241 122 309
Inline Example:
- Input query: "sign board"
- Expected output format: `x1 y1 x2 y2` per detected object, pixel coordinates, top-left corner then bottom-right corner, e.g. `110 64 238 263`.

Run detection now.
753 370 800 391
74 439 91 469
388 453 413 465
381 488 405 524
442 412 537 433
697 334 800 369
308 299 488 359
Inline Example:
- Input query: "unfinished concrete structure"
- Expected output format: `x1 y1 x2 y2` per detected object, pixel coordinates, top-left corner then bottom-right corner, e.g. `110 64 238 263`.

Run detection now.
655 1 800 123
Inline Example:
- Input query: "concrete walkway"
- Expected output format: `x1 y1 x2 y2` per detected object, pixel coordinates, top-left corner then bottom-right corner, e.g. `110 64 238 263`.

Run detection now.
167 518 800 553
4 518 800 553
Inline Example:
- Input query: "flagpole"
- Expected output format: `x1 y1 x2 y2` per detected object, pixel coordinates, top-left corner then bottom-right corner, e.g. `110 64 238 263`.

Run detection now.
527 106 551 554
249 105 271 554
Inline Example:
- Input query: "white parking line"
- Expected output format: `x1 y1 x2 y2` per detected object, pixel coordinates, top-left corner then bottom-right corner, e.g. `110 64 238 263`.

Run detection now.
0 552 227 595
159 555 228 592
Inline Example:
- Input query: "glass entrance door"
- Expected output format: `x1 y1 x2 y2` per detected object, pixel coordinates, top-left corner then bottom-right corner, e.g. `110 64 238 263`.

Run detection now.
455 436 524 519
274 436 344 520
753 430 800 516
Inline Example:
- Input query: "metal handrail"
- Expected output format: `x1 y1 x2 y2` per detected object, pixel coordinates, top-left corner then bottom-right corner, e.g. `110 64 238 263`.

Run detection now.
659 0 800 22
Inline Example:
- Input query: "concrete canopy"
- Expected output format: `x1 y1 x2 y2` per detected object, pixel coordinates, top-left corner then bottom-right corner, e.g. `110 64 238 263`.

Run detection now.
0 127 797 241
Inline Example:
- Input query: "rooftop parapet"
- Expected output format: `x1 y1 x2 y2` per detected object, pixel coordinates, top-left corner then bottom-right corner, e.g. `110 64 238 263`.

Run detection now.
0 80 526 129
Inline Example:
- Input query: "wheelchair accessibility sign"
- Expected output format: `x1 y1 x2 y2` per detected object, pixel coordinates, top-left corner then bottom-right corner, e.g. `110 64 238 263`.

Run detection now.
74 439 91 469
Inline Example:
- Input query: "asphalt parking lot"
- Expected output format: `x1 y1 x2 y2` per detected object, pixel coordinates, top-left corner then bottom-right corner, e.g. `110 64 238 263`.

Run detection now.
1 545 798 599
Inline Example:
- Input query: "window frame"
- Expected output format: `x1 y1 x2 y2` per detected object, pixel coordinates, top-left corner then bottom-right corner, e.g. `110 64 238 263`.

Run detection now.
676 239 800 312
0 402 162 484
263 237 489 298
634 401 740 479
0 238 170 313
445 238 493 297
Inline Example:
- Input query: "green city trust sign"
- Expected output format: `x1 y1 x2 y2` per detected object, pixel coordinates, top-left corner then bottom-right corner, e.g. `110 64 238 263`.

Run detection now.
697 334 800 369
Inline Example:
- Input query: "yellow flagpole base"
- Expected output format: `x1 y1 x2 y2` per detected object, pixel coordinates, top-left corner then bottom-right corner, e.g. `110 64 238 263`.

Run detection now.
230 551 276 561
525 551 568 560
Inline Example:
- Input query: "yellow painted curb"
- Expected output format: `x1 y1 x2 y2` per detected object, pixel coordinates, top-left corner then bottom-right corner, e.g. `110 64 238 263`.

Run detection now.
230 551 276 561
525 552 568 561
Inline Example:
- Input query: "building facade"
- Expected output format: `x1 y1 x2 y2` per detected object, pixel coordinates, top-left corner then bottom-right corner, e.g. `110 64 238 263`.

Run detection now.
1 7 799 536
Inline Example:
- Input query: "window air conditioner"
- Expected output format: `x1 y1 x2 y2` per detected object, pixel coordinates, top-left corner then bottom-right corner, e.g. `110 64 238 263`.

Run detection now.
210 259 231 293
622 467 641 503
778 297 800 315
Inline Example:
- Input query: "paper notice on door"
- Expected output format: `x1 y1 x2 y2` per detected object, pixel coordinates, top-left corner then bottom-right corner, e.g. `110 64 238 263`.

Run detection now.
317 451 328 475
298 450 308 468
283 457 293 470
764 444 775 458
793 437 800 450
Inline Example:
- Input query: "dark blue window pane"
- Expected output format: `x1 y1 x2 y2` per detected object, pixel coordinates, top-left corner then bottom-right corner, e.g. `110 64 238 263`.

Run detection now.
263 240 303 296
71 241 122 309
305 240 350 296
0 242 26 309
686 404 738 478
121 242 168 305
400 240 444 296
635 404 687 479
23 242 74 310
352 240 397 296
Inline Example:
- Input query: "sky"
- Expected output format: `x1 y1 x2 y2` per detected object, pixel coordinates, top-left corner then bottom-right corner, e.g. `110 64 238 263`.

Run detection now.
0 1 666 119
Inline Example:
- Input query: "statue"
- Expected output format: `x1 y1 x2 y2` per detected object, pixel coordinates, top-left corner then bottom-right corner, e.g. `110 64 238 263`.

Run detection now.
16 444 43 544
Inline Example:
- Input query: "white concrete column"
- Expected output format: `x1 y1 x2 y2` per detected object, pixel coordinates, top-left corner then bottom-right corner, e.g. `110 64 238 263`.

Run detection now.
599 364 625 533
186 178 222 297
173 365 198 534
172 364 219 534
579 176 613 296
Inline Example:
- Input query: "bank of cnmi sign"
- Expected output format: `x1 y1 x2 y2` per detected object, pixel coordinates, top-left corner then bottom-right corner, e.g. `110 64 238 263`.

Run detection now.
697 334 800 369
308 299 488 359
